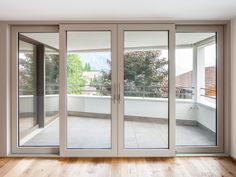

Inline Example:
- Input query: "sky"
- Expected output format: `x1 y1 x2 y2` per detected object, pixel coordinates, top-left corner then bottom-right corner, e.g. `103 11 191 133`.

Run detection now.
165 44 216 76
71 43 216 76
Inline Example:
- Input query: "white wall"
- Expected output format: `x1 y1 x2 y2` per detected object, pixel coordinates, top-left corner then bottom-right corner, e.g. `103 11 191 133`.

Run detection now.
197 103 216 132
20 95 196 120
19 95 59 113
19 95 216 131
21 96 197 120
231 19 236 159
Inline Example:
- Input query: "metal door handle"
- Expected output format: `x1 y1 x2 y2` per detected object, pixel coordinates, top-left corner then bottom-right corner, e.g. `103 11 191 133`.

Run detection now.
118 83 121 103
113 84 116 104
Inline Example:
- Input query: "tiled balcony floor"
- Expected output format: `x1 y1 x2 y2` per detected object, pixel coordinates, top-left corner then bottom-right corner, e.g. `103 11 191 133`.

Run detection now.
22 116 216 148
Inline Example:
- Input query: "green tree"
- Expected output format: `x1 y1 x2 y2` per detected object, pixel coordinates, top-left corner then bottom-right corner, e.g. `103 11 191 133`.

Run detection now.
84 62 91 71
96 50 168 97
19 53 37 95
90 75 98 86
67 54 86 94
87 63 91 71
45 53 59 94
124 50 168 86
124 50 168 97
19 53 85 95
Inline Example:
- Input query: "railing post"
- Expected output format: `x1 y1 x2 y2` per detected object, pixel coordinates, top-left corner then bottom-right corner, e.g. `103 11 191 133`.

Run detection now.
143 86 145 98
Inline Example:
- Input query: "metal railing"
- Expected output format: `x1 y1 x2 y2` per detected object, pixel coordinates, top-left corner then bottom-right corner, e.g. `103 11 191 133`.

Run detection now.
20 84 195 99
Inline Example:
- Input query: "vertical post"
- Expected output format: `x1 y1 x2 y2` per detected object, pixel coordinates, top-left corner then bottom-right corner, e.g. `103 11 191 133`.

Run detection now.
192 46 198 102
143 86 145 98
196 46 205 102
36 44 45 128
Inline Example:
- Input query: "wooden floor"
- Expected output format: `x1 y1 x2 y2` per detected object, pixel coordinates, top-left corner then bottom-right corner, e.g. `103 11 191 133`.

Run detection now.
0 157 236 177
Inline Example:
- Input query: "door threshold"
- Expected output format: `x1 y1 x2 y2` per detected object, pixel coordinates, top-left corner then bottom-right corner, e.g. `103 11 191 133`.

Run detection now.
176 153 229 157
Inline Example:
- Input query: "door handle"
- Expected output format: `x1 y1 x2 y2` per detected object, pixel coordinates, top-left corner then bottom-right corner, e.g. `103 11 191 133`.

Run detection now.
118 83 121 103
113 84 116 104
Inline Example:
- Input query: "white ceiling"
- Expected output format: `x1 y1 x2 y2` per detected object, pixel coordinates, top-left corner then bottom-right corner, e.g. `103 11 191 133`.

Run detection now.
22 32 215 51
0 0 236 20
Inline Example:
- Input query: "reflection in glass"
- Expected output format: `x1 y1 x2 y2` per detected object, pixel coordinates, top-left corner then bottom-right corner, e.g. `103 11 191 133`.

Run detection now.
18 40 37 144
45 48 59 125
18 33 59 147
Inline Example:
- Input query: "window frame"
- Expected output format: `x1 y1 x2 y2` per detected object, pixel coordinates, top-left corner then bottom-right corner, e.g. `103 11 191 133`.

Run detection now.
10 24 225 156
175 25 224 153
11 26 59 154
117 24 176 157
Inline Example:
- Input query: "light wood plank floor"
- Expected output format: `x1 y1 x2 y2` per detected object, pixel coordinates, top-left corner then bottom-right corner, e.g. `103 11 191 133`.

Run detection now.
0 157 236 177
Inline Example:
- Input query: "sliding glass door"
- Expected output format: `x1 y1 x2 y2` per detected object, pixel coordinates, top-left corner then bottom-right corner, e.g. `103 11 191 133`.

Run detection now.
59 24 118 156
11 26 59 154
59 24 175 157
117 24 176 156
175 26 224 153
11 24 224 156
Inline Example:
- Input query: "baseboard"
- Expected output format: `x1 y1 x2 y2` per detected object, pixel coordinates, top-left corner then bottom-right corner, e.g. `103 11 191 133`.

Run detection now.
68 111 197 126
19 111 58 118
197 122 216 137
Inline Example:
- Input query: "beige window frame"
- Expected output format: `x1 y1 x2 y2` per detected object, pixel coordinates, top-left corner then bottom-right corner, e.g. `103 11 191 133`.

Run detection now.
11 26 59 154
117 24 176 157
10 23 225 156
176 25 224 153
59 24 118 157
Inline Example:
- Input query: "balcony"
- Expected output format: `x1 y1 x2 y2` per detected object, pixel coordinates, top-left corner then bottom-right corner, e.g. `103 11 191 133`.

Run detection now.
18 85 216 148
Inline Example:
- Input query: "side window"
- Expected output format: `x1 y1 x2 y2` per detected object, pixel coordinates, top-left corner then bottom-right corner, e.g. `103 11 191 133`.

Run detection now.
18 33 59 147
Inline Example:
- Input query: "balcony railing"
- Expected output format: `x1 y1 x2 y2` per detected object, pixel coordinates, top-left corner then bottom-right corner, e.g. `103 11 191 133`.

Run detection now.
20 84 195 99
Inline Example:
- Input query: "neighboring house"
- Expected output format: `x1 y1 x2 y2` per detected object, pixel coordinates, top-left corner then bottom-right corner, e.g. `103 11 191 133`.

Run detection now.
82 71 101 95
82 71 101 84
176 66 216 97
176 70 193 88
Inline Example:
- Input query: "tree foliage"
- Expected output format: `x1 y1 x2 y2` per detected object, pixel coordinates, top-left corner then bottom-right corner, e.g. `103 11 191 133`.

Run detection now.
124 50 168 86
19 53 37 95
67 54 86 94
19 53 86 95
45 53 59 94
95 50 169 97
84 62 91 71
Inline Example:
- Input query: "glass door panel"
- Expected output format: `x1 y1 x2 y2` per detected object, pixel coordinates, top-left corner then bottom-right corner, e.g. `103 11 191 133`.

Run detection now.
11 26 59 154
175 26 224 153
60 24 117 156
123 31 169 149
117 24 175 156
18 40 37 144
66 31 112 149
18 33 59 147
175 33 217 147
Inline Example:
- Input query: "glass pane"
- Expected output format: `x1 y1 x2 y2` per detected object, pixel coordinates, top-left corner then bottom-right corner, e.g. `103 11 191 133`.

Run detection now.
176 33 216 146
124 31 169 149
18 33 59 147
66 31 111 149
45 48 59 127
176 48 194 99
18 40 37 145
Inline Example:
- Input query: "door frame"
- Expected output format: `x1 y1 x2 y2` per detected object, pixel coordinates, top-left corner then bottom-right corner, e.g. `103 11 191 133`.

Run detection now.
11 26 59 154
59 24 118 157
117 24 176 157
10 23 225 156
176 25 224 153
